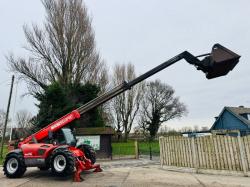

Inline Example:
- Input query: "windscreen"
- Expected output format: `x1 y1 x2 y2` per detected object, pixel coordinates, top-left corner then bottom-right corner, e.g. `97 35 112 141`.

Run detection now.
61 128 77 146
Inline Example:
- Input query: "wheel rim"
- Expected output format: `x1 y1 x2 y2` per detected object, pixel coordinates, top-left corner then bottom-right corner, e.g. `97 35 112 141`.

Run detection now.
53 155 66 172
7 158 18 174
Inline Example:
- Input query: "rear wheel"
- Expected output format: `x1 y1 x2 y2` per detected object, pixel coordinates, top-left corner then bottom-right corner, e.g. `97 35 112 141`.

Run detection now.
78 144 96 164
3 153 26 178
50 149 75 176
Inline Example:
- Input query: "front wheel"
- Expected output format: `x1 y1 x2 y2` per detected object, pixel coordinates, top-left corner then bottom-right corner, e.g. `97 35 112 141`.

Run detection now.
78 144 96 164
3 152 26 178
50 149 75 177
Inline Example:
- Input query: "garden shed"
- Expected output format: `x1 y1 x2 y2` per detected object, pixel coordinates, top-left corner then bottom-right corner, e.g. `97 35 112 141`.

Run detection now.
75 127 115 159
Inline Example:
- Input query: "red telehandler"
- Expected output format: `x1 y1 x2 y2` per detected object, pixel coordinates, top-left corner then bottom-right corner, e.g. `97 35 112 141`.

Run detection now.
3 44 240 182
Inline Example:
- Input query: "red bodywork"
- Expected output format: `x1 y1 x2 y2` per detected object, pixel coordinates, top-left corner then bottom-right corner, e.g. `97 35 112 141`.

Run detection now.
18 110 81 147
21 143 56 158
17 109 102 182
21 143 84 159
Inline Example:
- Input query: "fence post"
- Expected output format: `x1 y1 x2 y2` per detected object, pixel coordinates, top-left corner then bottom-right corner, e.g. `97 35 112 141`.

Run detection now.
135 140 139 159
159 136 164 167
149 143 152 160
119 146 121 159
191 137 199 173
237 132 248 176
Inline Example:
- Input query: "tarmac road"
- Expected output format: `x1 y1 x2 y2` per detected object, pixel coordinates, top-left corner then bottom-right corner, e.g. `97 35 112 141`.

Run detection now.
1 159 250 187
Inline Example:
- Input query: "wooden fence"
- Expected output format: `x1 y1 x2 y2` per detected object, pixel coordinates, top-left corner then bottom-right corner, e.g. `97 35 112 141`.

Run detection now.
159 135 250 175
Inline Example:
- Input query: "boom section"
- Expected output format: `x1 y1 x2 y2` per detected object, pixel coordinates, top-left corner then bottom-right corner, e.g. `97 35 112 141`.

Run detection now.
76 51 199 115
19 51 199 146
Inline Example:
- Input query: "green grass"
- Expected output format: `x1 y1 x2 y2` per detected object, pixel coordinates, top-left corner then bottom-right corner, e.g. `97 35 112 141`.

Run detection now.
112 140 160 156
112 140 135 155
0 145 8 165
138 141 160 156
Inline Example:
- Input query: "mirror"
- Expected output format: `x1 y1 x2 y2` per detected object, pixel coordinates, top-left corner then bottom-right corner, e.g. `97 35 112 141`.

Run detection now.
48 131 53 140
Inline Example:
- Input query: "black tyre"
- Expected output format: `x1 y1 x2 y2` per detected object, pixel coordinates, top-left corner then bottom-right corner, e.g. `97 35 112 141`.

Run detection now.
50 149 75 176
78 144 96 164
3 152 26 178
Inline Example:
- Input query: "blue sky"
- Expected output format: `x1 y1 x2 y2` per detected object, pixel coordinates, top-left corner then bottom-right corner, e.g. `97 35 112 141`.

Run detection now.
0 0 249 130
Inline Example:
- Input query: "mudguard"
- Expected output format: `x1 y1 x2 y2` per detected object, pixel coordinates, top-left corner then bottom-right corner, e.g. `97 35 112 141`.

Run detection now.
6 149 23 155
52 145 84 158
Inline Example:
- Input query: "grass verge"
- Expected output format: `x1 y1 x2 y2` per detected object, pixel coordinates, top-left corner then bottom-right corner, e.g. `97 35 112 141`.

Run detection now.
112 140 160 156
0 145 8 165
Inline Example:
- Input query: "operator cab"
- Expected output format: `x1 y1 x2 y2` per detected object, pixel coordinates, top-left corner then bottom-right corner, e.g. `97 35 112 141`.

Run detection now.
50 128 77 146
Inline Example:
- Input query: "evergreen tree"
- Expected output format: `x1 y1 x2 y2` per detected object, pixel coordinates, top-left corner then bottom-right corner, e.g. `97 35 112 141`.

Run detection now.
34 82 105 128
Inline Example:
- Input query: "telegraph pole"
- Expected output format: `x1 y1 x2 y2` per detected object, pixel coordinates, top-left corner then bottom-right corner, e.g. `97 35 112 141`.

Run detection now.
0 75 14 158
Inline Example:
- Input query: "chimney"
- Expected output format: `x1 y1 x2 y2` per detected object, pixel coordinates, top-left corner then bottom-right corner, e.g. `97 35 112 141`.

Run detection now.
214 116 218 121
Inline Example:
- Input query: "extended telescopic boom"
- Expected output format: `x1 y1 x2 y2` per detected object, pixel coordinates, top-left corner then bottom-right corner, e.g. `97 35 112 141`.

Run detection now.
19 44 240 146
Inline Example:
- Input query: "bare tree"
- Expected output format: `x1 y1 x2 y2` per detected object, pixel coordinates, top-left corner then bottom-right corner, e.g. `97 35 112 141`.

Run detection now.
0 110 6 129
13 110 33 139
138 80 187 140
158 126 181 136
16 110 33 129
201 126 209 131
7 0 107 95
193 125 200 132
181 126 193 133
0 110 11 134
111 63 145 141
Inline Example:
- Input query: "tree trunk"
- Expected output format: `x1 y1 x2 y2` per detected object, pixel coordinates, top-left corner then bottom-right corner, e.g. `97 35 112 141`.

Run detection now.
124 124 128 142
116 130 122 142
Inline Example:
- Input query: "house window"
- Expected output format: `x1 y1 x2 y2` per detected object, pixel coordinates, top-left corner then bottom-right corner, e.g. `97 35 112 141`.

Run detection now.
248 114 250 120
240 113 250 120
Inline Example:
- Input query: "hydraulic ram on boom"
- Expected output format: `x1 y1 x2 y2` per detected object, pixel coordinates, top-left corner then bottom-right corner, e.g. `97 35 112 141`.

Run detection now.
19 43 240 147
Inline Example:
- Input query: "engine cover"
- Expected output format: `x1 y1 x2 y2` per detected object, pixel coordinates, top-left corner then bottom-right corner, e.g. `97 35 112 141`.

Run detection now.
21 143 57 159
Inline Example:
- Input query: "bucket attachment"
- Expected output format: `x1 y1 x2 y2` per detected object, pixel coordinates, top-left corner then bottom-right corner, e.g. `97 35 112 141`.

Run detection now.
200 44 240 79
